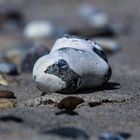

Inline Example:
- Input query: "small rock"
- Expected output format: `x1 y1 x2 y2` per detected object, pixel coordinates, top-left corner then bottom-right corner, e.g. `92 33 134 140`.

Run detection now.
79 4 109 29
24 20 55 39
0 90 16 99
0 99 17 108
3 9 24 30
33 35 111 93
0 73 8 86
99 131 131 140
93 38 121 54
2 43 30 65
0 62 18 75
0 6 24 30
21 43 49 72
57 96 84 110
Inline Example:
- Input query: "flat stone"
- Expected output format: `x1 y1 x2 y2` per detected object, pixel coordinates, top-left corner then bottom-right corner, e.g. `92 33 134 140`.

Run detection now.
57 96 84 110
0 99 17 108
0 90 16 99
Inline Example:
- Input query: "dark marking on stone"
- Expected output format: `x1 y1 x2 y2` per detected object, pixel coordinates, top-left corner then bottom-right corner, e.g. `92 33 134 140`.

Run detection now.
104 66 112 81
93 47 108 62
44 59 81 93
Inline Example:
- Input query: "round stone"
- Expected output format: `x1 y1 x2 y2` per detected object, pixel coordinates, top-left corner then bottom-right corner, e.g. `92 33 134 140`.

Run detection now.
33 35 111 93
0 62 18 75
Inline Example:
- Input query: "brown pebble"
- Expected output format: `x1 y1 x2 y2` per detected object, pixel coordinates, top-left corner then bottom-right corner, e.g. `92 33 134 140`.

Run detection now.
0 90 16 99
57 96 84 110
0 99 17 108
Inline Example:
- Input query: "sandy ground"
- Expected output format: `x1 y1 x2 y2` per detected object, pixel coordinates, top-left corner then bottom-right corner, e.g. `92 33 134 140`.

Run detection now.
0 0 140 140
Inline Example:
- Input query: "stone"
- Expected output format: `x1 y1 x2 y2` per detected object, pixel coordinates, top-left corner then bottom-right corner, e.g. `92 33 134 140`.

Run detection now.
2 43 32 65
0 90 16 99
79 4 109 29
57 96 84 110
0 73 8 86
93 38 121 54
0 62 18 75
0 99 17 108
24 20 55 39
21 43 50 72
3 9 24 30
99 131 131 140
0 6 24 30
33 35 111 93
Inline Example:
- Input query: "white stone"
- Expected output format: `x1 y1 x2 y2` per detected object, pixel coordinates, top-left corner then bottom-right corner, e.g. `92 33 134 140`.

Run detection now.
93 38 121 53
24 20 55 39
33 36 111 93
79 4 109 28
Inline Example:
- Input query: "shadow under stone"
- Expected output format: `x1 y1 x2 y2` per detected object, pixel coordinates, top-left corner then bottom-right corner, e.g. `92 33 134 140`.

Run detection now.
42 127 89 140
55 110 79 116
76 82 121 94
0 115 23 123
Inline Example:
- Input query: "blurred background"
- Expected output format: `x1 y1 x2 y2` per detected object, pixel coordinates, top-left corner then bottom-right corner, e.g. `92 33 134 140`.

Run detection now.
0 0 140 140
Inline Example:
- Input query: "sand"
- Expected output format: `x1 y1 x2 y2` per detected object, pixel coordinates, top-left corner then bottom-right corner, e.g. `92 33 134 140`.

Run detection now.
0 0 140 140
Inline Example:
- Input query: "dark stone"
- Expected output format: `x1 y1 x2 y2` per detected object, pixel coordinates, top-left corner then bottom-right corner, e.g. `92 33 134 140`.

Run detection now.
21 44 49 72
57 96 84 110
88 102 102 107
4 10 24 29
0 90 16 99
